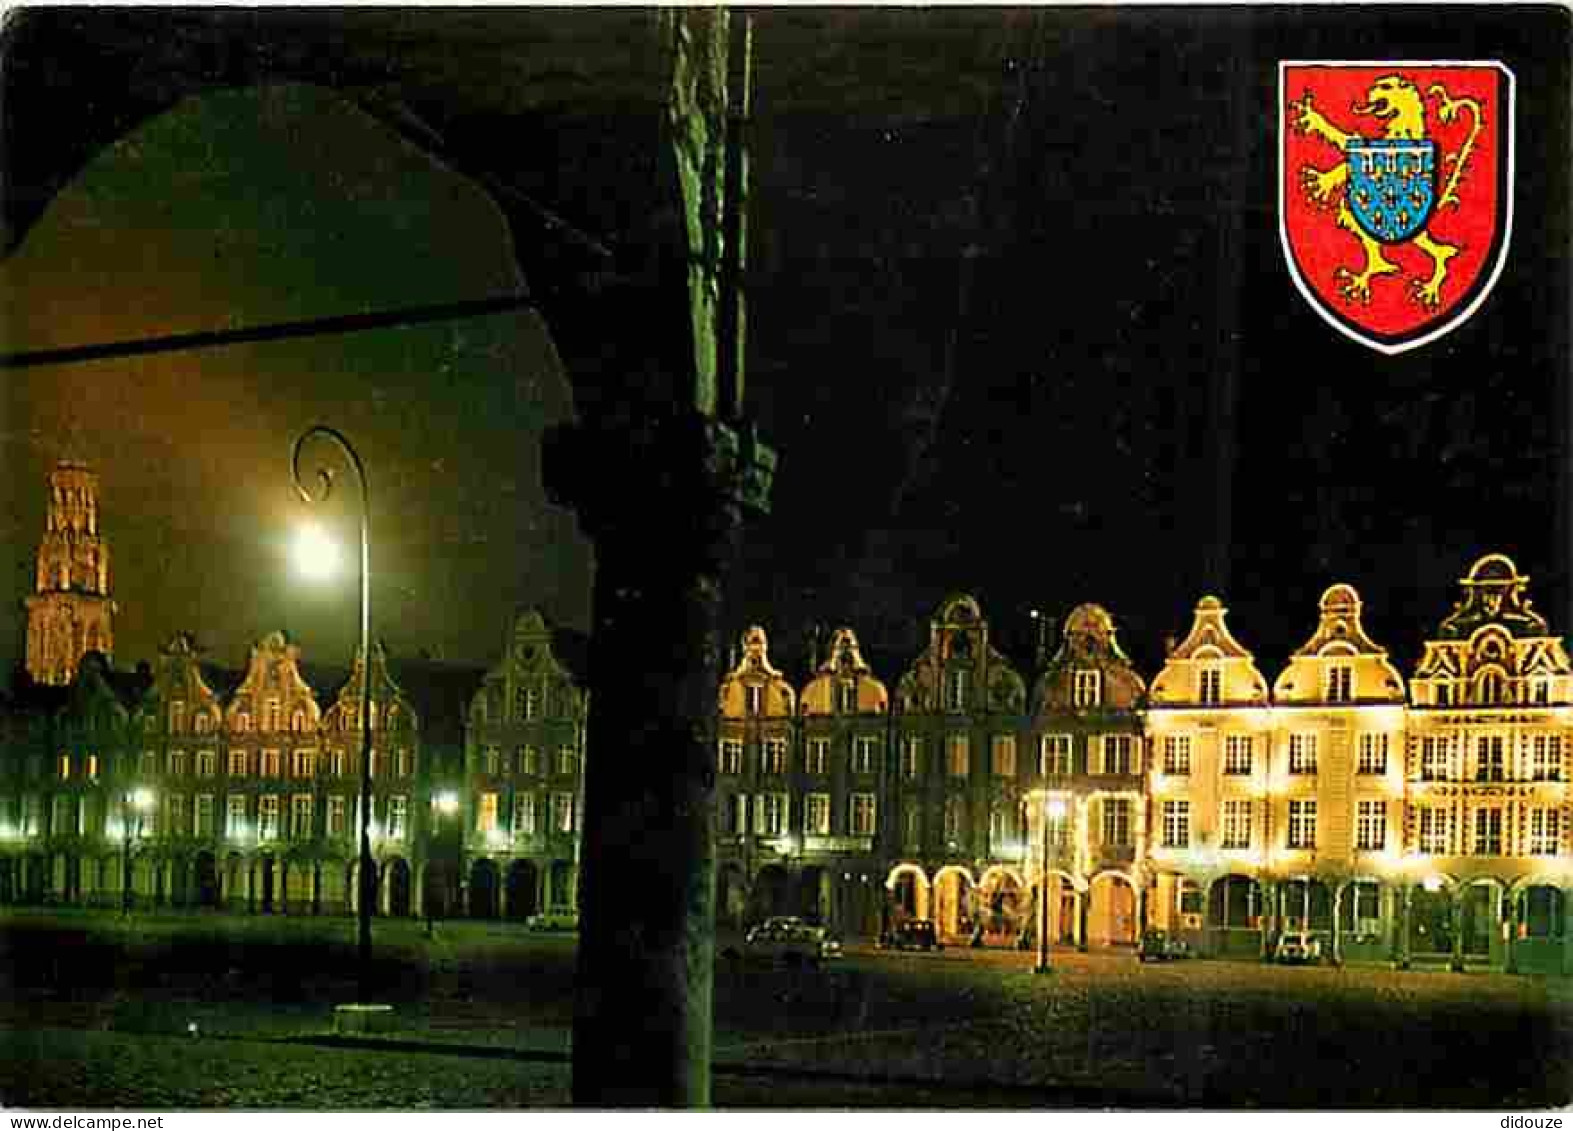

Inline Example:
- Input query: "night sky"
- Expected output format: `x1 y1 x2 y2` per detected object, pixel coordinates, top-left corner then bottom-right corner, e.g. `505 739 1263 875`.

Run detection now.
2 8 1569 687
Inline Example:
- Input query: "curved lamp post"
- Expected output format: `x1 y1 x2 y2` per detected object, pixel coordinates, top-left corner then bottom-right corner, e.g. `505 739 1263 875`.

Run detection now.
427 790 459 935
291 424 375 1004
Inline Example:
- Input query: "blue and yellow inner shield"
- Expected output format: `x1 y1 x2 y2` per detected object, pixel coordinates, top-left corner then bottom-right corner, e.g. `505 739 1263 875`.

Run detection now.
1346 137 1436 243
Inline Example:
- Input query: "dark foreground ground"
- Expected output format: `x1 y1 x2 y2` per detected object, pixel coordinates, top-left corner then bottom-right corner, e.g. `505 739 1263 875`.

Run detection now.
1 909 1569 1109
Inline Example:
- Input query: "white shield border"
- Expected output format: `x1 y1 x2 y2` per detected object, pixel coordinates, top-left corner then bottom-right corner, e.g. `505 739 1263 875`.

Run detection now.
1278 59 1516 356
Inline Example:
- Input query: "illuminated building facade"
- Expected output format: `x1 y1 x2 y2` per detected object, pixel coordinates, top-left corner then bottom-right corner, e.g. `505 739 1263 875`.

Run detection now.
887 596 1029 943
1146 596 1274 955
462 609 586 920
1025 603 1149 949
1405 555 1573 974
25 462 117 685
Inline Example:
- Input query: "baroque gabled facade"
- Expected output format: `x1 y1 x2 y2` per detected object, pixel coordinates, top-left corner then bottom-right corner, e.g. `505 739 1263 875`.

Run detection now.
1404 554 1573 973
25 463 117 685
463 609 586 920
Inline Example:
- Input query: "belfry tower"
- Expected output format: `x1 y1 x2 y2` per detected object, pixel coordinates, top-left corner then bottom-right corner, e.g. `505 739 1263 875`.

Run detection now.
24 462 117 684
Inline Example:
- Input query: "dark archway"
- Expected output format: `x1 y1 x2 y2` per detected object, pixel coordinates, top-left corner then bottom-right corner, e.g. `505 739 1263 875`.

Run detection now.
260 855 276 914
469 858 499 919
1410 885 1454 957
62 854 82 904
387 857 412 918
0 857 15 904
716 865 748 931
194 851 220 908
506 860 539 921
749 865 789 924
24 854 48 903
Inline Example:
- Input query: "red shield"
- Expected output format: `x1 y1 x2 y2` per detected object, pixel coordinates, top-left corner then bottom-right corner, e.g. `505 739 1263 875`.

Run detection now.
1280 61 1513 354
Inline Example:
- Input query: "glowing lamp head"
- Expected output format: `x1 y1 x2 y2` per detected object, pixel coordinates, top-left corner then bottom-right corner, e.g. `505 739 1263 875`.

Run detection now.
1422 874 1445 893
293 521 340 582
1046 797 1068 820
131 788 155 812
435 791 459 816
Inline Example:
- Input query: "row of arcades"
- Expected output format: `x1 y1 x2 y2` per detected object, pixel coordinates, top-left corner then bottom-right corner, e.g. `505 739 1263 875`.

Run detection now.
0 844 579 925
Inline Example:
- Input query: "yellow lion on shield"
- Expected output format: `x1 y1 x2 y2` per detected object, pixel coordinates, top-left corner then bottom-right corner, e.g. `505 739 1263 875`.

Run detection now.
1289 74 1483 309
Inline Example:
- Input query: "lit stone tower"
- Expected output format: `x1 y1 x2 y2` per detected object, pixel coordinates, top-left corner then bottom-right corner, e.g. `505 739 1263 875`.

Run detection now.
24 461 117 684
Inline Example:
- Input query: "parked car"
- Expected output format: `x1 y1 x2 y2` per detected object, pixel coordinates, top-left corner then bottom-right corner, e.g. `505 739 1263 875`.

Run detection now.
1273 929 1322 965
878 919 945 952
1137 928 1191 962
525 908 579 932
725 918 841 967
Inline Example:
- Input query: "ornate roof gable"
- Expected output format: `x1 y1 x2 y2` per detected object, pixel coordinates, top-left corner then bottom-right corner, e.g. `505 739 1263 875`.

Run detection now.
896 594 1024 714
1273 584 1406 703
1150 596 1268 705
1437 553 1549 640
801 627 889 715
1165 596 1252 660
226 631 321 729
326 640 416 732
135 632 223 733
470 608 583 723
1033 602 1146 713
719 626 795 717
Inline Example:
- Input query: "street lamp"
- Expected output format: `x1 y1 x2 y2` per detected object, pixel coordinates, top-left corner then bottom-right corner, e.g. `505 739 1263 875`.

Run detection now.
121 787 154 917
427 790 459 935
291 424 376 1006
1036 794 1067 975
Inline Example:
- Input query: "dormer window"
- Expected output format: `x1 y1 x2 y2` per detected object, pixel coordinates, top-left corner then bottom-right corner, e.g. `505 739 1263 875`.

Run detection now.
169 700 186 734
745 685 762 716
194 712 211 735
1477 671 1504 706
838 680 857 714
1532 677 1551 706
264 697 282 733
946 670 969 712
1072 670 1101 709
1198 666 1222 706
1436 681 1452 707
1327 665 1353 703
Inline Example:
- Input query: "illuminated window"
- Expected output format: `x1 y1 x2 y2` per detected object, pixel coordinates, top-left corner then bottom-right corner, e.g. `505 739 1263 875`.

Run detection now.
1435 682 1452 707
991 735 1016 777
853 736 879 775
194 712 211 736
290 750 314 779
1223 735 1253 776
1418 807 1450 854
330 749 346 778
387 796 407 841
904 803 922 850
327 796 346 838
1073 669 1101 709
226 795 248 838
901 737 922 780
1477 671 1505 706
169 750 189 777
482 746 501 776
745 686 762 716
1288 734 1318 775
57 754 70 780
1475 735 1505 782
196 751 216 778
946 670 969 712
50 795 73 837
1357 733 1388 775
397 748 413 778
1040 734 1073 776
805 793 831 835
1530 808 1561 855
556 746 577 776
194 795 215 838
1102 798 1132 848
757 793 786 837
1220 799 1252 849
1473 807 1503 855
1198 667 1222 706
228 749 250 777
1532 735 1563 781
169 701 186 734
1161 800 1189 849
513 794 537 837
1327 665 1353 703
1420 736 1452 782
87 754 99 780
1163 734 1192 776
1287 800 1317 850
1101 735 1134 776
140 750 159 776
1531 677 1551 705
291 709 307 733
764 737 788 775
1356 800 1386 851
947 734 970 777
719 739 743 775
519 746 539 776
258 795 280 841
264 698 282 733
477 792 499 833
290 794 313 839
839 681 857 714
261 749 282 778
849 793 876 837
806 738 829 775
